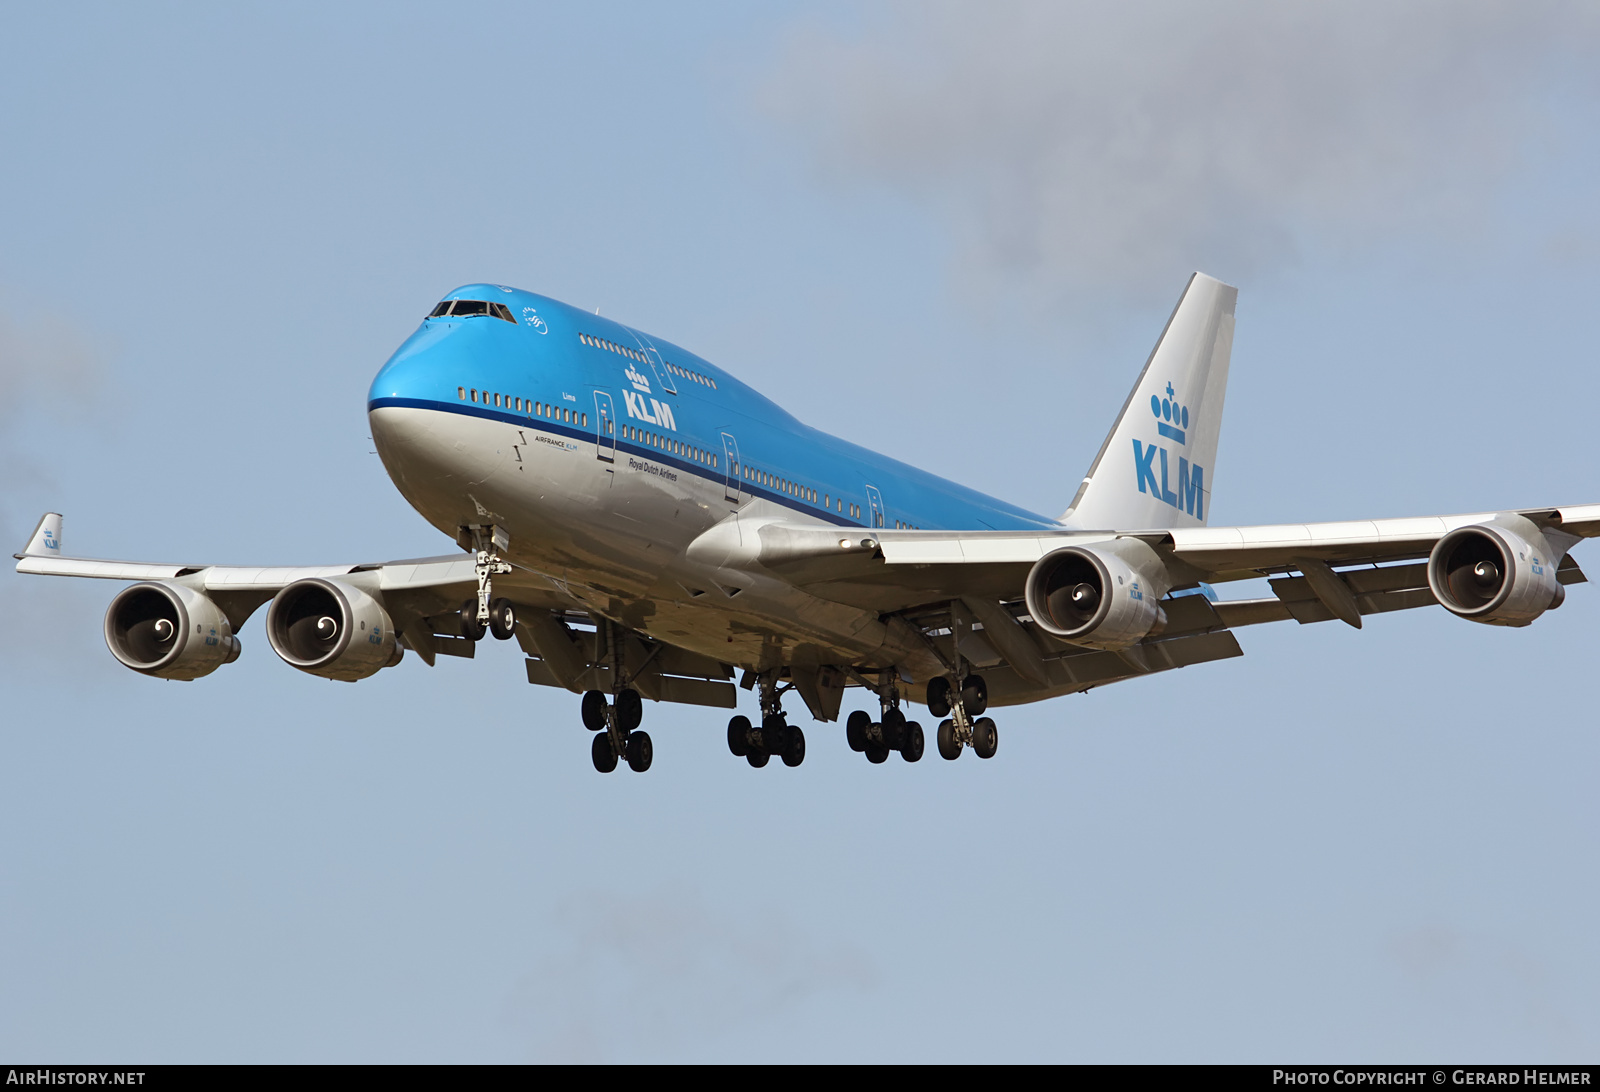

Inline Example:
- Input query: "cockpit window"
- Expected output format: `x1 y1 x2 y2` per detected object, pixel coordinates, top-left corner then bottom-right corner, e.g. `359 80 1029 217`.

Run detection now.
427 299 519 324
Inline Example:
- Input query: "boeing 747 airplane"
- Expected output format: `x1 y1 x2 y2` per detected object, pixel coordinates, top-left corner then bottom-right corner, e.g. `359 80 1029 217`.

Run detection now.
17 274 1598 773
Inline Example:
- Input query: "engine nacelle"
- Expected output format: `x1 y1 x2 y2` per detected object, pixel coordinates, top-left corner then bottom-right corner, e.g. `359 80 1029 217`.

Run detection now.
265 578 399 680
1023 541 1170 650
1427 516 1562 627
104 581 240 680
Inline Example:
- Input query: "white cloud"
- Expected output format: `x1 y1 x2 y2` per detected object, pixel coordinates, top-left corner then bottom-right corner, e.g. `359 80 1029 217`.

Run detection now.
762 0 1600 305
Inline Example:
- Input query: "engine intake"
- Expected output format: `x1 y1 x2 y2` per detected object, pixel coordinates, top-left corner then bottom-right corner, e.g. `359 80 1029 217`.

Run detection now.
104 581 239 680
1023 541 1169 649
1427 517 1562 627
266 578 399 680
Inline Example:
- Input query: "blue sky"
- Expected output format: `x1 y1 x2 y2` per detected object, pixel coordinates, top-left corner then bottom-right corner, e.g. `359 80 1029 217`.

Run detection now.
3 2 1598 1061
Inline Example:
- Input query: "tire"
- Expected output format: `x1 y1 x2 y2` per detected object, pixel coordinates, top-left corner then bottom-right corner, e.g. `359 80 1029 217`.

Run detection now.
488 597 516 640
460 598 486 641
961 674 988 716
581 690 608 731
782 726 806 768
936 719 961 760
926 676 952 719
747 750 769 768
901 721 924 763
845 710 871 752
626 731 653 772
615 688 643 731
881 707 906 749
591 731 618 773
972 717 998 759
761 713 788 756
865 743 890 764
727 715 752 757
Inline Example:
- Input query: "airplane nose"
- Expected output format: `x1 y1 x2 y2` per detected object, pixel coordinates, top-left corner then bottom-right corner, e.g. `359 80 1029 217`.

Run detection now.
367 322 510 501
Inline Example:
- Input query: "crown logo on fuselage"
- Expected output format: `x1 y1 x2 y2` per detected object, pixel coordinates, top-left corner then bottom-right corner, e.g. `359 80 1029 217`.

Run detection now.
625 364 651 393
1150 381 1189 445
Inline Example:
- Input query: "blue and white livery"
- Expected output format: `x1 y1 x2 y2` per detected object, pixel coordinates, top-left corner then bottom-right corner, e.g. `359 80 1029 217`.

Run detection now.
17 274 1600 773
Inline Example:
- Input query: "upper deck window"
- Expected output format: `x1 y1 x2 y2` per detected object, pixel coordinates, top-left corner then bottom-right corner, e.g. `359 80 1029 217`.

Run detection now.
429 299 517 324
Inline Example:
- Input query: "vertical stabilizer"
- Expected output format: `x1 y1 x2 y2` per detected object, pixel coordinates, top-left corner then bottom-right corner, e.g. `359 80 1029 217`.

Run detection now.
1062 274 1236 530
20 512 63 557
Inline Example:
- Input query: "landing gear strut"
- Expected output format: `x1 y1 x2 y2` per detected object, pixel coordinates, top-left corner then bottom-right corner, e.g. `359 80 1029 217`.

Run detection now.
725 670 805 768
581 619 652 773
584 687 651 773
930 672 997 761
845 671 924 764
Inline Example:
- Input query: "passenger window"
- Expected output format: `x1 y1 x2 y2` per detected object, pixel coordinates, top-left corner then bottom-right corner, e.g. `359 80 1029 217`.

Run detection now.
581 413 587 426
458 387 466 400
470 389 478 402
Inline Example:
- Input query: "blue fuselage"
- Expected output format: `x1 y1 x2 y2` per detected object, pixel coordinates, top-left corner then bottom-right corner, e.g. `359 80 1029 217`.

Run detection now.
368 284 1059 536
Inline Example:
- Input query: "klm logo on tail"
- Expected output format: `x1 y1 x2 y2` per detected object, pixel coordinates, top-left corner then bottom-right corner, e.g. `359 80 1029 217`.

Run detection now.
1133 382 1204 518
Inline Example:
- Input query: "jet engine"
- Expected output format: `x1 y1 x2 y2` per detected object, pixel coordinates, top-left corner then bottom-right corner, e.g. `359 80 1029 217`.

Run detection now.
265 578 400 680
1427 516 1564 627
1023 541 1170 650
104 581 240 680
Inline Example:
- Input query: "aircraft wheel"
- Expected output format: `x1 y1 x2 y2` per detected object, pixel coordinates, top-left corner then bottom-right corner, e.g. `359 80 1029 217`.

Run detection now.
961 674 989 716
761 712 789 753
865 742 890 764
488 597 516 640
926 676 952 718
581 690 608 731
845 710 871 752
591 731 618 773
727 715 752 757
626 731 653 772
615 688 643 732
972 717 998 759
747 750 770 768
460 598 486 641
881 707 906 748
936 719 961 760
901 721 924 763
782 726 806 768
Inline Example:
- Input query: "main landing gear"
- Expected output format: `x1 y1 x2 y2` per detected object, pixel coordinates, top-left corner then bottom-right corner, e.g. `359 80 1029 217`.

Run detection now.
583 687 651 773
845 673 924 764
925 673 998 761
726 671 805 769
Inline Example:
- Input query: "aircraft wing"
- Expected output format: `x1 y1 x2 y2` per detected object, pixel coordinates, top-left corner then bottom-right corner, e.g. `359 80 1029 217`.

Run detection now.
13 513 738 705
744 503 1600 621
11 513 577 666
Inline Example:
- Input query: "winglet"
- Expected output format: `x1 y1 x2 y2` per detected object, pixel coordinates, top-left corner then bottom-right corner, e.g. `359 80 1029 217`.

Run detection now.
17 512 64 559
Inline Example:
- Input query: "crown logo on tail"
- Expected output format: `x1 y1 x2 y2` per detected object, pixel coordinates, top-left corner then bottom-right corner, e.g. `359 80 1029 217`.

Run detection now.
1150 381 1189 444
